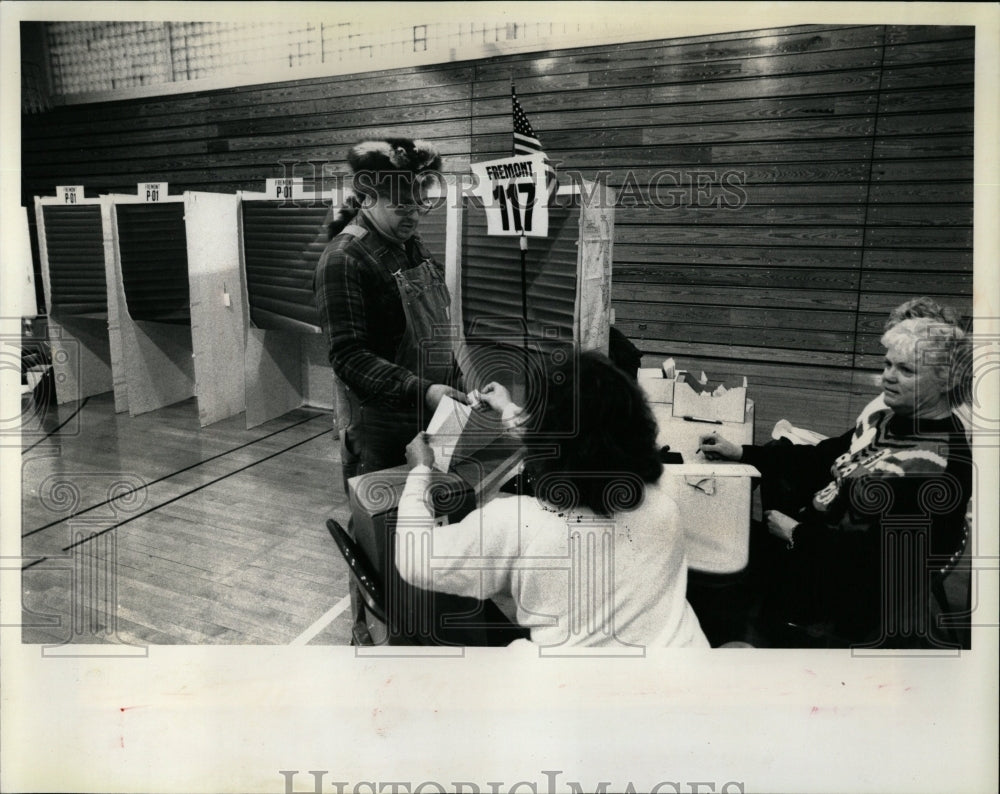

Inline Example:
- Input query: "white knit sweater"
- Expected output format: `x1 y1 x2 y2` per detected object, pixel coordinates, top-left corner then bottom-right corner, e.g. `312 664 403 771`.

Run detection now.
397 466 708 650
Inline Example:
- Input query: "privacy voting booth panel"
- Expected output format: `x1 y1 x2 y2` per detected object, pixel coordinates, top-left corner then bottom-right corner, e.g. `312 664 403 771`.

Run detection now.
110 196 195 417
108 192 245 424
116 203 191 323
238 197 333 428
241 201 326 333
35 197 114 404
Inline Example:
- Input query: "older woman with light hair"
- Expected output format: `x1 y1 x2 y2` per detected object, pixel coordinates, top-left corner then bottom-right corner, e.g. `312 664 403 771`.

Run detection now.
701 312 972 648
854 297 973 437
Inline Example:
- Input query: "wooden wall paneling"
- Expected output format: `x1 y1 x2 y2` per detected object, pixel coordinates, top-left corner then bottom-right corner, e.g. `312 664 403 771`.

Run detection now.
875 111 973 137
632 336 855 368
33 195 114 405
879 62 975 92
107 195 196 417
869 181 973 204
614 245 863 268
614 224 864 247
864 226 972 249
878 86 973 114
861 249 972 271
473 25 884 84
23 65 475 140
873 134 973 160
856 26 973 369
872 158 973 182
184 191 247 427
885 26 974 46
613 263 860 291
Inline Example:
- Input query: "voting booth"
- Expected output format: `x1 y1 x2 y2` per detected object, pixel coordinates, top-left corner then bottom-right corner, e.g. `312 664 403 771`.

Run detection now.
236 189 333 429
104 188 245 423
34 188 115 405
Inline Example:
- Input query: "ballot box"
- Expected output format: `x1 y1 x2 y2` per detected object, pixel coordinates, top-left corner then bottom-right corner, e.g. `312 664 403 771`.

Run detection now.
650 401 760 574
347 435 525 646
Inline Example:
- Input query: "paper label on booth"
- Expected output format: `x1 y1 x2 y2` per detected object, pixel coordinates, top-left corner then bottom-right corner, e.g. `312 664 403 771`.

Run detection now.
265 178 315 201
470 154 548 238
139 182 167 201
56 185 84 204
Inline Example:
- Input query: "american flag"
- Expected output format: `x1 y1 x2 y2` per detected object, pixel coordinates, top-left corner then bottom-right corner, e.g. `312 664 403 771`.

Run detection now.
512 83 558 200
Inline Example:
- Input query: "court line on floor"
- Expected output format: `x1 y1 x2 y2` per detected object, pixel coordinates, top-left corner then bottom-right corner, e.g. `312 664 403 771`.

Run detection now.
21 427 333 570
23 410 329 538
290 595 352 645
20 397 91 456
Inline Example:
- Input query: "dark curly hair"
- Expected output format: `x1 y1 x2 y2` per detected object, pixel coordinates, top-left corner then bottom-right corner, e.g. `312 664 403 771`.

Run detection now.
524 350 663 517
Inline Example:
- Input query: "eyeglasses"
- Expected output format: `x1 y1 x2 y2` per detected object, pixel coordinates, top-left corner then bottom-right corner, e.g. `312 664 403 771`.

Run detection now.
389 202 433 217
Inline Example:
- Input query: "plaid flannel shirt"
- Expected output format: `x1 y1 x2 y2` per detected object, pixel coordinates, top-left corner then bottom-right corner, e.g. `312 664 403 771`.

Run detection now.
314 214 440 411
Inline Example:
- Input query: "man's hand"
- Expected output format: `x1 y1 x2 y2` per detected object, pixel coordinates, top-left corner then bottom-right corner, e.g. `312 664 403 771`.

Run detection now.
425 384 468 412
406 432 435 468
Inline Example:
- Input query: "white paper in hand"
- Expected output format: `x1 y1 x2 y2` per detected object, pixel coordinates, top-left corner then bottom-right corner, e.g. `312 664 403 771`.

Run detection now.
426 395 473 472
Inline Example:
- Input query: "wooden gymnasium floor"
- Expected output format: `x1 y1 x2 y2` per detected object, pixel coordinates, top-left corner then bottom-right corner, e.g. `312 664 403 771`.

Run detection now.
19 393 355 646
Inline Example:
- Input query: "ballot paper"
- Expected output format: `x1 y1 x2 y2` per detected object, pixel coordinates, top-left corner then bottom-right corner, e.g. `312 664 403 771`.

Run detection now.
425 395 508 473
426 395 473 472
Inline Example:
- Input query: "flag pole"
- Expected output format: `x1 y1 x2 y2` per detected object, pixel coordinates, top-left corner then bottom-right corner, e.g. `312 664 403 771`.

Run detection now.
512 79 530 356
519 232 528 346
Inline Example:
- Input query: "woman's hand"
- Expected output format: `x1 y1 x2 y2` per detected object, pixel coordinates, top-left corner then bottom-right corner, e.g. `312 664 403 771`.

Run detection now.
697 432 742 461
765 510 799 545
469 382 513 413
405 432 435 468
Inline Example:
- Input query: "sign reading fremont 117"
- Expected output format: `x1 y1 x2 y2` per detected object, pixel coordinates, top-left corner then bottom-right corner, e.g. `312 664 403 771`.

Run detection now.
470 153 549 238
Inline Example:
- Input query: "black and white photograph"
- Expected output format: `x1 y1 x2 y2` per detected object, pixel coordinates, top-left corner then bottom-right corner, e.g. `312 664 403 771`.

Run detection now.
2 2 998 792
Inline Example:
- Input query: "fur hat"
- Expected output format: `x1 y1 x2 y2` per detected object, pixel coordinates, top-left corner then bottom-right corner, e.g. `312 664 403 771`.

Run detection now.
347 137 441 175
326 137 442 238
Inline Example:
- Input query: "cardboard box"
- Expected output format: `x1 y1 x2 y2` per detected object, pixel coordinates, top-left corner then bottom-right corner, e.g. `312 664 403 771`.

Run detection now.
671 371 748 423
638 368 675 404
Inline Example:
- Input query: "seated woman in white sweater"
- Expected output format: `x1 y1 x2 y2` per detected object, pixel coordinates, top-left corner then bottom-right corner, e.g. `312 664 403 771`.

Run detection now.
395 350 708 650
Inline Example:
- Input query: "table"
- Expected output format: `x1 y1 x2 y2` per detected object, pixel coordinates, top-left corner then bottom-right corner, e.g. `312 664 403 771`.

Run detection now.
649 401 761 574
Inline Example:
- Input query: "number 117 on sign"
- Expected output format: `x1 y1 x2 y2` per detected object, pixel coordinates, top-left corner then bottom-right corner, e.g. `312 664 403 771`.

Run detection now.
492 182 536 232
471 153 549 238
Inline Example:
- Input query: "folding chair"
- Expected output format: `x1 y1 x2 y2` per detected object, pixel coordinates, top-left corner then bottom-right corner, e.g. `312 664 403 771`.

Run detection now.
930 510 972 649
325 518 386 643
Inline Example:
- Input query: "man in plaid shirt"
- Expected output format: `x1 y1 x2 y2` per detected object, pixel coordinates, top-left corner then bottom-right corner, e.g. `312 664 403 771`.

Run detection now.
314 137 465 644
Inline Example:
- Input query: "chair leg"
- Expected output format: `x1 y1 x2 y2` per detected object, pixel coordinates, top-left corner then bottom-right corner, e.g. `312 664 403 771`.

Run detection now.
930 573 966 649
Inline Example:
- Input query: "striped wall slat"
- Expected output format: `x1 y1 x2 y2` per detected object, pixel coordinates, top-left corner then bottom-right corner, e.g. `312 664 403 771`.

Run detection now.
240 201 329 332
41 204 108 317
115 202 190 324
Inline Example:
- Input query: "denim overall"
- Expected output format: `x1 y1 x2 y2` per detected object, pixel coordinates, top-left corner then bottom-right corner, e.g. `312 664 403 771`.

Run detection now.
333 229 458 644
338 255 456 484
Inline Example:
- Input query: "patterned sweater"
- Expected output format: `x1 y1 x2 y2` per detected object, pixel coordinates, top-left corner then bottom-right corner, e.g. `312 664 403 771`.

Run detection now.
741 407 971 641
